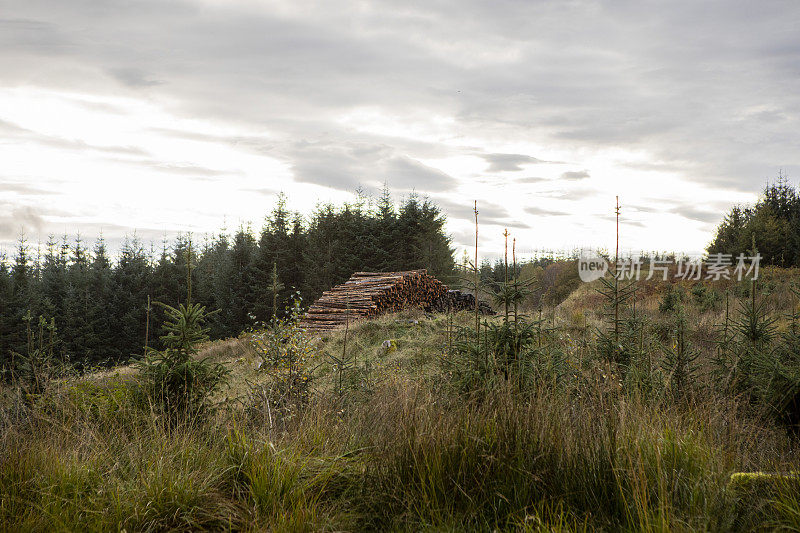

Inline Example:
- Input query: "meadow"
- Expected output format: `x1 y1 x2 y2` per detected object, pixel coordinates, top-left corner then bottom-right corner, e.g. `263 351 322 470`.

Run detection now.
3 264 800 531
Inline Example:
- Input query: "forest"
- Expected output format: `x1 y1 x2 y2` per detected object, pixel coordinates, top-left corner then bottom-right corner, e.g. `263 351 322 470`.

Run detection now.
0 190 455 373
709 177 800 266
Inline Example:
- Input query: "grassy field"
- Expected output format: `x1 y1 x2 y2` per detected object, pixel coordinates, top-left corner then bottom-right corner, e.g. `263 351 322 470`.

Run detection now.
3 268 800 531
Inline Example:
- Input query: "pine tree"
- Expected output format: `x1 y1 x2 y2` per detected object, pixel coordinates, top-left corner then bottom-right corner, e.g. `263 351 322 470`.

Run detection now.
221 226 260 334
110 236 152 363
84 235 114 366
303 204 346 299
374 184 400 271
39 235 67 327
255 195 292 320
0 252 14 380
195 232 230 338
285 213 307 301
63 236 92 364
7 234 33 360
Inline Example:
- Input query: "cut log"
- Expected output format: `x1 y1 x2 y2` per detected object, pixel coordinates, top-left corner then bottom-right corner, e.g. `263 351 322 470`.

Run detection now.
298 270 494 333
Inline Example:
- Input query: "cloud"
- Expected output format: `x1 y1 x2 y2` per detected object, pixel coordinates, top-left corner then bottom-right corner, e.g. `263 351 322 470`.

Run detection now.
288 142 455 192
0 119 148 156
524 206 569 217
667 206 721 225
434 198 508 225
110 158 240 178
536 184 598 200
383 156 456 191
433 197 533 230
0 181 57 195
627 201 724 224
560 170 590 181
0 205 45 239
107 67 163 88
481 153 546 172
1 0 800 253
0 17 71 53
598 214 647 228
243 187 278 196
515 176 549 184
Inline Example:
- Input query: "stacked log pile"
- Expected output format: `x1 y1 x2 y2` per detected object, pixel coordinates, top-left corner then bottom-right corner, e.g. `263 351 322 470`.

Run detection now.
300 270 446 332
425 289 495 315
299 270 494 332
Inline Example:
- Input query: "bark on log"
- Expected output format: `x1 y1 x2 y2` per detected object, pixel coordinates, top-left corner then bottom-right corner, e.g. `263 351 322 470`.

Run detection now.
298 270 494 333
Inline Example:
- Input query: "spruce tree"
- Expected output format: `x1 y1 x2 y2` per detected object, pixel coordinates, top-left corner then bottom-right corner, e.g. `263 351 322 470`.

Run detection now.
63 236 92 365
84 235 113 366
0 253 14 380
8 234 32 359
110 236 152 363
255 195 292 320
221 226 260 334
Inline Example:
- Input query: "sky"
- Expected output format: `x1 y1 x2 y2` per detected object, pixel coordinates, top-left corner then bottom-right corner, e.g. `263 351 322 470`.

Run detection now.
1 0 799 261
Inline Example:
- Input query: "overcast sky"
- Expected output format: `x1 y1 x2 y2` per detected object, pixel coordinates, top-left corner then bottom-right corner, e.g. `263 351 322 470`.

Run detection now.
1 0 798 260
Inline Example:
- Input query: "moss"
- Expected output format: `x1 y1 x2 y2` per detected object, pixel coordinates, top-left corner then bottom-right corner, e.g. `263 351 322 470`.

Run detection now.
729 471 800 496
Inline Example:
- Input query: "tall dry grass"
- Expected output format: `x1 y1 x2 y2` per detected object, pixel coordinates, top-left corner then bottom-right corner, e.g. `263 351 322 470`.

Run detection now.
2 369 799 531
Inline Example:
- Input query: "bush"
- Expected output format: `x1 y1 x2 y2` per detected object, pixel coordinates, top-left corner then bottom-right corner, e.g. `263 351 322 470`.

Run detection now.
659 284 684 313
249 302 318 421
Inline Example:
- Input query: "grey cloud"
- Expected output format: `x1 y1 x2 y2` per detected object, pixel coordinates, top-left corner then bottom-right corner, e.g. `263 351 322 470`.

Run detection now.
69 98 130 115
433 197 532 229
3 2 791 190
481 153 546 172
0 181 57 195
667 206 722 224
0 119 148 156
435 198 507 224
288 141 455 192
243 187 278 196
536 184 598 201
107 67 163 87
0 205 45 239
383 156 455 191
450 228 477 249
629 199 726 224
598 214 647 228
524 206 569 217
1 0 800 236
149 127 274 151
560 170 590 181
0 17 72 53
110 158 240 178
516 176 549 184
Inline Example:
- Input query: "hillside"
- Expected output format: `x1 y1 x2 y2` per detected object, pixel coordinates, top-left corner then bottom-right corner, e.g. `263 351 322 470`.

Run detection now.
4 266 800 530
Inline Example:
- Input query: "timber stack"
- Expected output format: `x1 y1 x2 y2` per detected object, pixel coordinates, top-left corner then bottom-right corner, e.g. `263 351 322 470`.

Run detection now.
426 289 495 315
299 270 456 333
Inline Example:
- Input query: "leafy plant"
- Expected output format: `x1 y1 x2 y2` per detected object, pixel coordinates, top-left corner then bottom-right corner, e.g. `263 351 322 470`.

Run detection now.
251 297 317 418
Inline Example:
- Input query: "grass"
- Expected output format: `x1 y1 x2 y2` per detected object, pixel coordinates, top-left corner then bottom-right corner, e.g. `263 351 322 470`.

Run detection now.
4 269 800 530
3 373 798 531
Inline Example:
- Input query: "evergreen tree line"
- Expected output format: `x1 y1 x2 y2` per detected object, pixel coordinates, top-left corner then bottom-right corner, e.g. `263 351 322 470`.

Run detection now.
0 191 455 374
708 176 800 266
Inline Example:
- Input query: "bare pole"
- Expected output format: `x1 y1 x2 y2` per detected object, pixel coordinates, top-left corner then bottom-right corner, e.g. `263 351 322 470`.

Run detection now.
512 237 518 324
474 201 480 345
144 294 151 356
503 228 510 322
186 238 193 306
614 196 620 351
